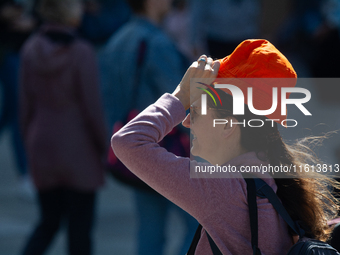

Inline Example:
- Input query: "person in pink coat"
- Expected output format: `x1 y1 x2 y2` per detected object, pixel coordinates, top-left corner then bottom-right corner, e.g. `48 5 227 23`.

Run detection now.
19 0 107 254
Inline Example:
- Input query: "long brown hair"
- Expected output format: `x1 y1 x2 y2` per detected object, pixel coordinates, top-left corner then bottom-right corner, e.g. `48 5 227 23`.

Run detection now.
207 89 339 241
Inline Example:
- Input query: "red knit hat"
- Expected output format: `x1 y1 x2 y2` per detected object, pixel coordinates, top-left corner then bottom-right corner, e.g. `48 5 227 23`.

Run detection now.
215 39 297 125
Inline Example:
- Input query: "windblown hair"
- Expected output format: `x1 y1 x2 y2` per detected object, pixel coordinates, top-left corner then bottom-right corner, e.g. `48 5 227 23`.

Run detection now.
207 88 339 241
38 0 82 25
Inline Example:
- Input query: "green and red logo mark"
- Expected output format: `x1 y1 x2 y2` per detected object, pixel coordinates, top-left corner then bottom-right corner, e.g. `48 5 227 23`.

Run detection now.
196 82 222 106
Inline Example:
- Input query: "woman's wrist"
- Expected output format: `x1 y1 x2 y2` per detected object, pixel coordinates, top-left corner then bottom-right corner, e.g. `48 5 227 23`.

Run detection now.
172 86 190 110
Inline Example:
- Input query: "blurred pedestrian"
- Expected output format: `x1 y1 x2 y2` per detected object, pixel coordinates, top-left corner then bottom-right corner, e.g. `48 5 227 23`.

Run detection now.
100 0 198 254
0 0 35 197
78 0 131 47
164 0 194 61
19 0 107 254
310 0 340 79
188 0 261 59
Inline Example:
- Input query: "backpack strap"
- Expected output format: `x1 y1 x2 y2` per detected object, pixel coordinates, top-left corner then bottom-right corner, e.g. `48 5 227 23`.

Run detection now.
187 224 223 255
253 178 304 238
204 177 262 255
243 177 262 255
187 224 202 255
206 232 223 255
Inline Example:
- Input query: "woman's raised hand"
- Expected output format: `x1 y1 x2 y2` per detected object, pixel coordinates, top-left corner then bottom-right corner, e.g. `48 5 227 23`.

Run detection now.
172 55 220 110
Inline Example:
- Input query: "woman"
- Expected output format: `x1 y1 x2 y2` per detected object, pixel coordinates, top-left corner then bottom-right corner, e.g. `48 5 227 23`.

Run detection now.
111 39 339 254
19 0 107 254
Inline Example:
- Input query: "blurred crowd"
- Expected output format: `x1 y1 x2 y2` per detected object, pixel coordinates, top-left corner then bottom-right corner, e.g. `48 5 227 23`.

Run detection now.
1 0 340 254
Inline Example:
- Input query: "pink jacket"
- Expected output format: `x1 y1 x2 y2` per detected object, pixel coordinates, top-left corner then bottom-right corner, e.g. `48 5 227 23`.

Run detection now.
20 25 107 191
112 93 293 254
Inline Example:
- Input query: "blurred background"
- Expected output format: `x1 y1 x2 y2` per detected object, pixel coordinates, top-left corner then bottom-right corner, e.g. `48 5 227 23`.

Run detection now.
1 0 340 254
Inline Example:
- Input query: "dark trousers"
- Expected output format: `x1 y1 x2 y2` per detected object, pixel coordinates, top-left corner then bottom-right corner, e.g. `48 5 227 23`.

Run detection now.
22 188 96 255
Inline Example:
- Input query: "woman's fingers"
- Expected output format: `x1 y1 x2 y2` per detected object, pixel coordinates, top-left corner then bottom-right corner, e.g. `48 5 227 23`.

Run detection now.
172 55 220 110
205 57 213 71
192 55 218 78
197 55 208 69
212 60 220 75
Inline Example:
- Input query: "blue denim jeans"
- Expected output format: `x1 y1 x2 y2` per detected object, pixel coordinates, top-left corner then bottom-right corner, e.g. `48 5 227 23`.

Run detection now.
0 52 27 176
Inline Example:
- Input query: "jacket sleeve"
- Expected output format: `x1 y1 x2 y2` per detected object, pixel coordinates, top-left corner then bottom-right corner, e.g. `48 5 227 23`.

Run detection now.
111 93 219 220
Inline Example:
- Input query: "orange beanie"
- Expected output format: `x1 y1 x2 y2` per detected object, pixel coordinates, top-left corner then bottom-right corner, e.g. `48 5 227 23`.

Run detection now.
215 39 297 124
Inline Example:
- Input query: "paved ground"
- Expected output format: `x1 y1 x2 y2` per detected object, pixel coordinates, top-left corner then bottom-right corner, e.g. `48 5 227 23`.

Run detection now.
0 129 186 255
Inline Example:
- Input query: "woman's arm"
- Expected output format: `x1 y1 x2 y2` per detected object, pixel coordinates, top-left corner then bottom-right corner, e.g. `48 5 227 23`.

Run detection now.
111 56 220 218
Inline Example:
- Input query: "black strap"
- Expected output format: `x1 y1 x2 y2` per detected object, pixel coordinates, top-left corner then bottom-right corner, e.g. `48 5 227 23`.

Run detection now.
187 224 223 255
206 232 223 255
187 224 202 255
244 178 262 255
253 178 303 237
243 175 304 255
